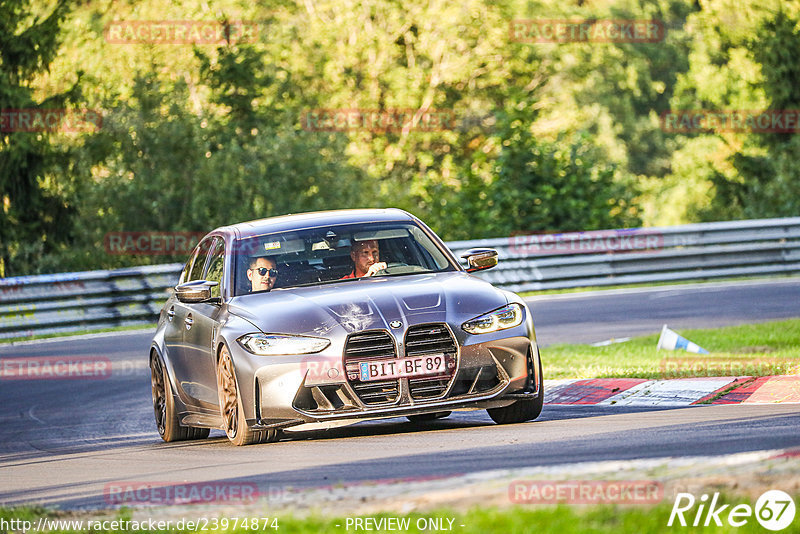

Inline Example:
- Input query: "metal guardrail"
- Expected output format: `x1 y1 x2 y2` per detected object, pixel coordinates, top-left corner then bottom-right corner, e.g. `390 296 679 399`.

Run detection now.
2 217 799 340
447 217 800 293
0 264 183 340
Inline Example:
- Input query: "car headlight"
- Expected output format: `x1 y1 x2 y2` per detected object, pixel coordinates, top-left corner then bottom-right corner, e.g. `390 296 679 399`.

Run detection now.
462 303 524 334
237 334 330 355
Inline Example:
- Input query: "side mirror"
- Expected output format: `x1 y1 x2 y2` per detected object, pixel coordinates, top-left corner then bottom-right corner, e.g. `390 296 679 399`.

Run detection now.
175 280 219 303
460 248 499 273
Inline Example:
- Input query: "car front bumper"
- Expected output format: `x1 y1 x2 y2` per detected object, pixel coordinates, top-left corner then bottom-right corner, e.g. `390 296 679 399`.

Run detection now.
226 324 541 431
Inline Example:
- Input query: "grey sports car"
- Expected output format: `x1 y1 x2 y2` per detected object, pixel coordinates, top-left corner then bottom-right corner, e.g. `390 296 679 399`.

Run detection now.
149 209 543 445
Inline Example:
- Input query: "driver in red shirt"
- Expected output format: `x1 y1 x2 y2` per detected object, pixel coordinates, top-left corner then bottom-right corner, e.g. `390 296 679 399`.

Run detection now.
341 239 387 279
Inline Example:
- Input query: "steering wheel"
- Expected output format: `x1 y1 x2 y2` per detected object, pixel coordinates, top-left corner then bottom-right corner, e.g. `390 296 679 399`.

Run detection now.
372 262 408 275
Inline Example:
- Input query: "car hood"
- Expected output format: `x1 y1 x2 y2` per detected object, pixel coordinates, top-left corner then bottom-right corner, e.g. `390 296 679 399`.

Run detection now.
227 271 508 338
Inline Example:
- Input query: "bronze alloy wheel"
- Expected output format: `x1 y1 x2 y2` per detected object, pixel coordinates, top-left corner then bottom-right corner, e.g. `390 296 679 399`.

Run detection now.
217 345 239 440
150 353 167 437
216 344 278 446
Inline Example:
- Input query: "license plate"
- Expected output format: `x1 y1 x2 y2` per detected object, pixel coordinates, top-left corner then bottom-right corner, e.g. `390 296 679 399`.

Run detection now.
359 354 446 381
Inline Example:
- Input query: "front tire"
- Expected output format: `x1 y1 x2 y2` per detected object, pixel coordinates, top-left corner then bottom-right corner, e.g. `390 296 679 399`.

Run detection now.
150 352 209 442
216 344 278 446
487 351 544 425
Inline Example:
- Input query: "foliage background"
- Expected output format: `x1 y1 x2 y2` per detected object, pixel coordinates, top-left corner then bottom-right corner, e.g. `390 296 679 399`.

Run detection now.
1 0 799 276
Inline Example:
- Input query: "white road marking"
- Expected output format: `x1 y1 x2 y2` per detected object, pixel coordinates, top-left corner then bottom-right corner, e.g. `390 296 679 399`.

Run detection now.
27 405 46 425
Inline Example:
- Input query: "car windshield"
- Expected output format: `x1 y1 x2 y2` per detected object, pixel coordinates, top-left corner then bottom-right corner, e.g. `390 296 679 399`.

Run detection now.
232 222 455 295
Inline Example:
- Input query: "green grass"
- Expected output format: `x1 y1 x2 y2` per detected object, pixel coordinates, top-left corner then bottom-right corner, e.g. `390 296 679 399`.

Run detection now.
1 501 790 533
519 274 800 297
542 318 800 379
0 323 156 344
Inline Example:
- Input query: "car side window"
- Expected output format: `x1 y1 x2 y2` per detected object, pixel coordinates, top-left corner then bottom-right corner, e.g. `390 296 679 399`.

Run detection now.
178 255 193 285
204 238 225 298
188 238 214 282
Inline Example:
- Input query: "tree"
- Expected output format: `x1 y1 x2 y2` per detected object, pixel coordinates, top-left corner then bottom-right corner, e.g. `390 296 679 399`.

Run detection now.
428 105 640 240
0 0 79 276
689 7 800 220
68 42 370 270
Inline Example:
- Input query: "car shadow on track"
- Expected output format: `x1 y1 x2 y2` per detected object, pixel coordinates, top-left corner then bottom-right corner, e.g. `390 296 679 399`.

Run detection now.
144 405 695 446
250 405 688 444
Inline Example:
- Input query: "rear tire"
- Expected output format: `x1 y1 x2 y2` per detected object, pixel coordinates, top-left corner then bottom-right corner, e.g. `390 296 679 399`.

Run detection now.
406 411 451 423
487 351 544 425
216 344 278 446
150 352 210 442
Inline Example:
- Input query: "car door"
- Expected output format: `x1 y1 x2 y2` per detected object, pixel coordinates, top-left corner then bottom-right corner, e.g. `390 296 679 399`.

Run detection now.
162 245 201 392
177 237 226 408
167 237 217 407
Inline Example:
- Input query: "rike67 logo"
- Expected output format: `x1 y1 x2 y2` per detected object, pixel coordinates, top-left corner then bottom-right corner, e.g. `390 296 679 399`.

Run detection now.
669 491 796 531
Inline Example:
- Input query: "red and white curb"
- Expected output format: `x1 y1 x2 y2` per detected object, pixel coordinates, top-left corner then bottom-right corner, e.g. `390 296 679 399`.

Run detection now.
544 376 800 406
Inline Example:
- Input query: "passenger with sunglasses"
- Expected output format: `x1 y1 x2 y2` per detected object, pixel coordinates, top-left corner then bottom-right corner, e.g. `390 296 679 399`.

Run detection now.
247 256 278 292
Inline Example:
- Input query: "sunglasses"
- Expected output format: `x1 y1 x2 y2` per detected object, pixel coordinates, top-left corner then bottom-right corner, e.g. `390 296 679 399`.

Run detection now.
254 267 278 277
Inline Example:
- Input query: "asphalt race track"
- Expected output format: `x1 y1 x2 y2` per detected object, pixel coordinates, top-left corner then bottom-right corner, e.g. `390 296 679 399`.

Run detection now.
1 278 799 509
528 277 800 346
